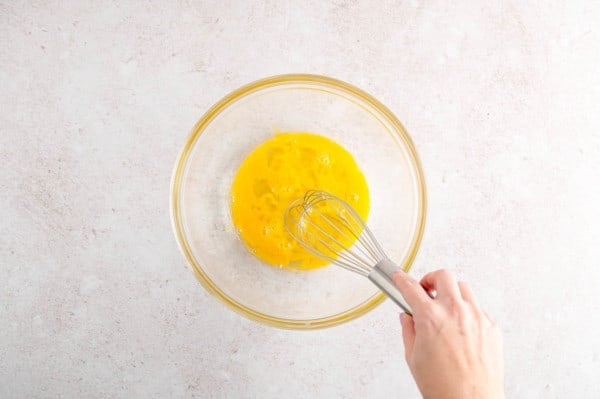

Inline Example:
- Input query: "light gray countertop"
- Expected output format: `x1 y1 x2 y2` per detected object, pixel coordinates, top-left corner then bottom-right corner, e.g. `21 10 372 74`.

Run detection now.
2 1 599 398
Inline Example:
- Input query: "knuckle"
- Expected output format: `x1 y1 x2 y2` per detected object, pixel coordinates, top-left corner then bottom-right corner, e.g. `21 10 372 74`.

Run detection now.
436 268 452 277
428 269 446 279
441 269 456 282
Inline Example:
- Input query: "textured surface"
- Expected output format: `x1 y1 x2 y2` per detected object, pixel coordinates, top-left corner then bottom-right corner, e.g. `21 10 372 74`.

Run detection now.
1 1 599 398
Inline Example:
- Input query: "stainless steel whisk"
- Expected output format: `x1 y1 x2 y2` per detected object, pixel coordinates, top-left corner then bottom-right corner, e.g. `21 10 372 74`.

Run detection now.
284 190 413 314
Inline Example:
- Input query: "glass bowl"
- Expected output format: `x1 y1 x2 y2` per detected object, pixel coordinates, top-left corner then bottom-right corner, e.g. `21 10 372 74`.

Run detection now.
170 74 426 329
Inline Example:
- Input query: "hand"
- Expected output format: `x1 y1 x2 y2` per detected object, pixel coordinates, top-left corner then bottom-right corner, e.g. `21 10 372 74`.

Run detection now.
392 269 504 399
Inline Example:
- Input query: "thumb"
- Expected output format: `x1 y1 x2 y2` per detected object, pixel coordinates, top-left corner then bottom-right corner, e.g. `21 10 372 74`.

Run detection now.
400 313 416 360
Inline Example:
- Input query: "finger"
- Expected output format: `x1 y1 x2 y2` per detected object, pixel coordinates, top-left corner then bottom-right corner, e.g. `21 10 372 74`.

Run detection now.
392 270 431 311
420 269 461 301
483 309 495 325
400 313 415 360
458 281 479 307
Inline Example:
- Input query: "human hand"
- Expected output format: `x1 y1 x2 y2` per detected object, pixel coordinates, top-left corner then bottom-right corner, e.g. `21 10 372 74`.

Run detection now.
392 269 504 399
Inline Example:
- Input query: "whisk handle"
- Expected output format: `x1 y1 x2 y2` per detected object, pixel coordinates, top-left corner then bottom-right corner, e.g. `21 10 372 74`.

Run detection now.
368 259 413 315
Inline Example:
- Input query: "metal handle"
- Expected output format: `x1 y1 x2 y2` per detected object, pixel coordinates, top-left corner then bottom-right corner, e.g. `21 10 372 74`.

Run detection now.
368 258 413 314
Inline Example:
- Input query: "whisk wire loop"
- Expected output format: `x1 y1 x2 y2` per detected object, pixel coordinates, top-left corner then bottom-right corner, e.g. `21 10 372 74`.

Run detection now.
284 190 414 314
285 190 386 274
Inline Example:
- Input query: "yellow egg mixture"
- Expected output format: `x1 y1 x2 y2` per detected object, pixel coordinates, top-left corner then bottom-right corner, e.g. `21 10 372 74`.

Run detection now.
230 132 369 270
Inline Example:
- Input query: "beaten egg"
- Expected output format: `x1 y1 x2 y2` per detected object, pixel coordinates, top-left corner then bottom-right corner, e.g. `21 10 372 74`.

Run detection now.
230 132 369 270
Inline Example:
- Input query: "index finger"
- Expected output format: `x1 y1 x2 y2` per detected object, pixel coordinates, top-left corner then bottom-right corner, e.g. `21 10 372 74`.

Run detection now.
420 269 461 302
392 270 431 312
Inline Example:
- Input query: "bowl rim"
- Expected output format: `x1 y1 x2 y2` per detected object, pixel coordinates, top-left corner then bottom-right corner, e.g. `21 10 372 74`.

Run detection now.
170 73 427 330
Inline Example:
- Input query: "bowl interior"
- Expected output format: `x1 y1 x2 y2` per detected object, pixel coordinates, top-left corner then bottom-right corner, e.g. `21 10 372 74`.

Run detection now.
172 76 425 328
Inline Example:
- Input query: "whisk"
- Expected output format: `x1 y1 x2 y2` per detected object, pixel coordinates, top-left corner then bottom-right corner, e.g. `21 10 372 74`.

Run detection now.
284 190 414 314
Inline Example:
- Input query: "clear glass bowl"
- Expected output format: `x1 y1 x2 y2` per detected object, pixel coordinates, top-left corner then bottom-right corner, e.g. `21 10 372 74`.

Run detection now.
170 74 426 329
